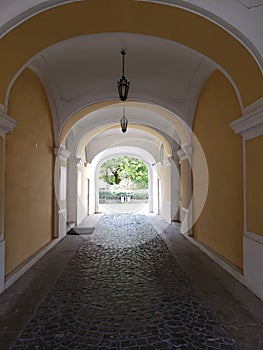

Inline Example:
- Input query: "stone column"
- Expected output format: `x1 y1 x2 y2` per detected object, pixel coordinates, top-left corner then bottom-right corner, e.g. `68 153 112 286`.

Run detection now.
0 108 16 293
54 147 71 238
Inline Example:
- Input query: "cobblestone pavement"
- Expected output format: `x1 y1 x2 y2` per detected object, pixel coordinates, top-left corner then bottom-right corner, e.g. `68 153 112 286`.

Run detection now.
11 214 236 350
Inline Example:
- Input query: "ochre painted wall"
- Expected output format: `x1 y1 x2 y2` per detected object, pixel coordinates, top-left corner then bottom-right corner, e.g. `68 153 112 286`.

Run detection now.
192 70 243 269
246 136 263 236
0 0 262 107
5 68 54 275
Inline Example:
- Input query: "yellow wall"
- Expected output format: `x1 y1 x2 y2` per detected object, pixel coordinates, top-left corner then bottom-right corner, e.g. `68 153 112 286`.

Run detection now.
0 0 262 107
5 68 54 274
246 136 263 236
192 70 243 269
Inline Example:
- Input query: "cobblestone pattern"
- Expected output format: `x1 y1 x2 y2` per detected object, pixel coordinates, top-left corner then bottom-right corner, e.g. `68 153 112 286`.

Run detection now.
12 214 236 350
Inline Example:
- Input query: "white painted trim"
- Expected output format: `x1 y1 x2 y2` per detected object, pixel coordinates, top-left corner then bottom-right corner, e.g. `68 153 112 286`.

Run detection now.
243 137 247 233
184 145 192 156
243 234 263 301
5 236 65 290
0 0 80 39
245 230 263 245
163 157 171 166
177 145 192 161
138 0 263 73
27 61 60 146
54 147 71 160
0 111 16 136
177 149 186 161
181 207 188 212
0 0 261 78
230 97 263 140
182 233 245 284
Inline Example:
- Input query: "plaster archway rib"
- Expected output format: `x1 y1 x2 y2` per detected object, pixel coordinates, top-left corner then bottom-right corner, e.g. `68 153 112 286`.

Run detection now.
76 123 172 161
63 102 187 152
0 0 261 107
92 147 155 213
0 0 262 73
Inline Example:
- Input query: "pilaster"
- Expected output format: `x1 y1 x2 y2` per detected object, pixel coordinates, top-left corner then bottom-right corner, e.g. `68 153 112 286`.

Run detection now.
177 145 192 235
0 106 16 293
54 147 71 238
230 97 263 301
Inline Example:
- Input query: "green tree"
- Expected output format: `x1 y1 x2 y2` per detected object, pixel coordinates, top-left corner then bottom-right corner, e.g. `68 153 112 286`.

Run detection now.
99 156 148 188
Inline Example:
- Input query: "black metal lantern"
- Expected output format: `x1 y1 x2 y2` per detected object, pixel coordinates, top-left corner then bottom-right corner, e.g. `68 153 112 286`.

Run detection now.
117 51 130 101
120 108 128 133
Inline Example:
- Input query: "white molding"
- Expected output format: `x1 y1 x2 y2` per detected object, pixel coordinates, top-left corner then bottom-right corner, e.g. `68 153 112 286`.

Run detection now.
243 233 263 301
0 1 80 39
163 157 171 166
77 157 85 167
243 138 247 232
230 97 263 140
181 207 188 212
179 229 263 302
182 233 245 284
138 0 263 73
245 230 263 245
0 111 16 136
153 161 163 168
54 147 71 160
5 236 64 290
177 145 192 161
177 148 186 161
28 60 60 145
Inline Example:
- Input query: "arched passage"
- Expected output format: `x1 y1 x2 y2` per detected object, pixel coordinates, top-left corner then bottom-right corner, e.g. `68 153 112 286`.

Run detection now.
93 149 154 215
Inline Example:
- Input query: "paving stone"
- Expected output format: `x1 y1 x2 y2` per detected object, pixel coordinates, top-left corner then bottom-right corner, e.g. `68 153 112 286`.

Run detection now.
11 214 236 349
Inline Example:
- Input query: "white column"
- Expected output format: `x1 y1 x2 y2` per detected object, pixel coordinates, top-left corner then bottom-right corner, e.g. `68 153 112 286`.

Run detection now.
0 107 16 293
177 145 192 235
54 147 71 238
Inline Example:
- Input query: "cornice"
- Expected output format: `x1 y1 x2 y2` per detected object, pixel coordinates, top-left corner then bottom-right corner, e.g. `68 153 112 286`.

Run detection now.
0 106 17 136
54 147 71 160
177 145 192 160
230 97 263 140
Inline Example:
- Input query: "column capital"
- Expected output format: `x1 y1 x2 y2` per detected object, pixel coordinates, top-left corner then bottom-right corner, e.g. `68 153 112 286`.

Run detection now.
54 147 71 160
230 97 263 140
177 145 192 161
0 106 16 137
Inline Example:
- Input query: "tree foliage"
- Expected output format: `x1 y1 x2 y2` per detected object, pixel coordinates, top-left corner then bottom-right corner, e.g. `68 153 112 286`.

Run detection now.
99 156 148 188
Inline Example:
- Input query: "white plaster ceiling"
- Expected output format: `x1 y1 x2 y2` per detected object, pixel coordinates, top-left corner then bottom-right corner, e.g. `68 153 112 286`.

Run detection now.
91 146 156 169
73 104 181 152
29 32 215 129
87 127 160 163
0 0 263 67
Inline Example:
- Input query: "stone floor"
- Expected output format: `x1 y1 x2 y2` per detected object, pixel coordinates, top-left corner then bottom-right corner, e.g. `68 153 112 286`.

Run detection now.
0 214 263 349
